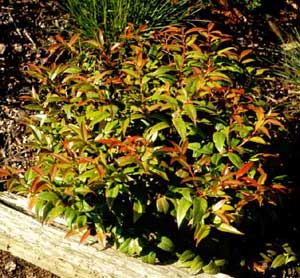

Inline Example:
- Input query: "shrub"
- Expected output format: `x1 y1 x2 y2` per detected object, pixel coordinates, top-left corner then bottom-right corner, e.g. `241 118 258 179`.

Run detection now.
6 24 287 274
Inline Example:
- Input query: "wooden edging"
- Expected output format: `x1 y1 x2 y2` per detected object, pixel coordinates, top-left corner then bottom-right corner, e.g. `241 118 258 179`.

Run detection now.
0 192 233 278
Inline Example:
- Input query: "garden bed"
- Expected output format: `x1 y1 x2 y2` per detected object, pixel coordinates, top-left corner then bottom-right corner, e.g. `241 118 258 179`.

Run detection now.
2 1 300 277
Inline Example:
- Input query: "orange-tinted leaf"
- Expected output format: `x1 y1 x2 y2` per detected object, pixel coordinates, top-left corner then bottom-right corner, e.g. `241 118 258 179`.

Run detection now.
265 118 285 129
80 229 91 244
49 165 57 182
80 122 88 142
96 164 106 179
55 34 65 43
236 162 253 179
208 22 215 31
28 196 37 210
52 153 71 163
96 229 107 249
32 166 44 176
239 49 252 61
272 184 288 192
34 182 49 193
64 230 77 239
214 212 230 225
30 176 41 193
68 33 80 47
0 168 10 177
258 126 271 138
241 176 260 187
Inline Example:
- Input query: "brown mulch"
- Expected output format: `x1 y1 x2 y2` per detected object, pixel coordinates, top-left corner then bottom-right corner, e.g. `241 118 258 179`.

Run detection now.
0 0 69 169
0 0 68 276
0 250 58 278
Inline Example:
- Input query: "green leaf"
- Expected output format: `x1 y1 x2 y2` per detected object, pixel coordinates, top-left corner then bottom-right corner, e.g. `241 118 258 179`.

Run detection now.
211 153 222 165
38 192 59 203
202 260 220 275
174 54 184 70
133 200 143 223
249 136 268 144
63 66 82 74
194 224 211 245
176 197 192 228
156 196 169 214
127 238 142 256
23 104 43 111
213 131 226 153
64 208 77 228
148 66 176 77
192 197 208 227
28 124 43 143
183 103 197 125
216 223 244 235
157 236 175 252
105 185 120 208
145 122 169 142
178 250 196 263
76 215 87 228
228 153 243 168
271 254 286 269
141 251 156 264
190 255 204 275
118 238 131 253
122 68 140 79
47 206 65 221
255 68 269 76
286 255 297 264
172 116 187 141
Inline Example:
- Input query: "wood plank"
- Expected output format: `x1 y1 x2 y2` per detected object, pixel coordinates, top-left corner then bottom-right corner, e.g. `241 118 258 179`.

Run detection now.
0 192 233 278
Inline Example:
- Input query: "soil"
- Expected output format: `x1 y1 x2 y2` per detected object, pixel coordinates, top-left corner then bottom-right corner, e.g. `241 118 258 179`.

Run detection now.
0 250 58 278
0 0 67 276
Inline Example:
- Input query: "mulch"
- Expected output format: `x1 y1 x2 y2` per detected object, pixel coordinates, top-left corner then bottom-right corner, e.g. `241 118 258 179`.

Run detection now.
0 0 68 276
0 250 57 278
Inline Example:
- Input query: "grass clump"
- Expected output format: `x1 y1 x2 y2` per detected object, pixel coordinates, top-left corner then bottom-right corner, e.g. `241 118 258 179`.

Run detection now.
61 0 205 39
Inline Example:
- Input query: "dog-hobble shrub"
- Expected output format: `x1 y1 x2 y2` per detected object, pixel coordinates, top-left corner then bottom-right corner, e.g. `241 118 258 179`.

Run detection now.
10 24 286 274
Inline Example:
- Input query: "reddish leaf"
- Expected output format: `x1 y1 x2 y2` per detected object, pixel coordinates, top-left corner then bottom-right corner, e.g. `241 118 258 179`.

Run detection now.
96 164 106 179
239 49 252 61
241 176 260 187
49 165 58 182
28 196 37 210
214 211 230 225
272 184 288 192
52 153 72 163
68 33 80 47
236 162 253 179
32 166 44 176
64 230 77 239
55 34 65 43
30 176 41 193
80 229 91 244
0 168 10 177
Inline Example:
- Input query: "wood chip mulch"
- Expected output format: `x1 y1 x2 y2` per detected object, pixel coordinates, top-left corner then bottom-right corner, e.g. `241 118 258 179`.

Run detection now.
0 1 69 276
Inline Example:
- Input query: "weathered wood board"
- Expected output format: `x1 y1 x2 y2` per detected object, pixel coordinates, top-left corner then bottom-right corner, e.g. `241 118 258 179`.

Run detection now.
0 192 233 278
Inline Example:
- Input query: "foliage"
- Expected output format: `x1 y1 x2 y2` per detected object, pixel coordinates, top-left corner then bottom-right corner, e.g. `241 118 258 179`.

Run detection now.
3 24 287 274
61 0 205 39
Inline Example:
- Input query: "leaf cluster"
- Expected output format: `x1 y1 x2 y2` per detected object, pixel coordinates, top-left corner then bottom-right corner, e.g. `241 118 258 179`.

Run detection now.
4 24 288 274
